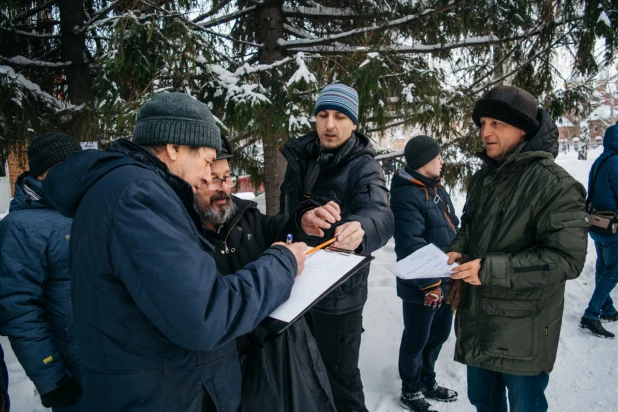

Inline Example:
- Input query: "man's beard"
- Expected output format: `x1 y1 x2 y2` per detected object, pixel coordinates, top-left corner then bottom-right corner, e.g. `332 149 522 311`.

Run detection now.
197 192 237 227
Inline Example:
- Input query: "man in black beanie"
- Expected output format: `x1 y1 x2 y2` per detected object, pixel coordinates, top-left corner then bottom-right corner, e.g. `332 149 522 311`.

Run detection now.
0 132 84 411
446 86 588 412
390 135 459 411
41 92 307 412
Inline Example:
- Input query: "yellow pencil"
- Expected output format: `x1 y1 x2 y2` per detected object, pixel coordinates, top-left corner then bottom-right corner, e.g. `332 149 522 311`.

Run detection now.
305 237 338 255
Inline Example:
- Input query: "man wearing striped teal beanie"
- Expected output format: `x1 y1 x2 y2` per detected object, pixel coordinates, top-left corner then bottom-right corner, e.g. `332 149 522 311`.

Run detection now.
279 83 394 412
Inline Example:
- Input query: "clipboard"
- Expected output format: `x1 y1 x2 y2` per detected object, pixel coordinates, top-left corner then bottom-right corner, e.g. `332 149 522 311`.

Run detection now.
260 247 374 334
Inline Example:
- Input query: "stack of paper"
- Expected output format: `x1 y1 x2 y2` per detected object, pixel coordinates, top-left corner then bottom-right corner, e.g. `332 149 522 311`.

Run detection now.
388 243 458 280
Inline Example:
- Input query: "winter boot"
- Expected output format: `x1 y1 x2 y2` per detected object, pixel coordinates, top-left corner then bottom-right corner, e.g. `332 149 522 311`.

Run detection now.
399 392 438 412
601 313 618 322
421 383 458 402
580 317 615 338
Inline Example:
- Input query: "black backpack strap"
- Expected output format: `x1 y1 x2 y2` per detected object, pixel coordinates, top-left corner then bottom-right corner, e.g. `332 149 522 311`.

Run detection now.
586 153 616 212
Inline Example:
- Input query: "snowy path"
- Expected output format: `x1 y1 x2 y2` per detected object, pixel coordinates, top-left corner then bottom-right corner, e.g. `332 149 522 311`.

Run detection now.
2 147 617 411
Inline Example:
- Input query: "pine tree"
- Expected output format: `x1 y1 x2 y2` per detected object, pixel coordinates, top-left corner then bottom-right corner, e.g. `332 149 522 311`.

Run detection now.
1 0 616 211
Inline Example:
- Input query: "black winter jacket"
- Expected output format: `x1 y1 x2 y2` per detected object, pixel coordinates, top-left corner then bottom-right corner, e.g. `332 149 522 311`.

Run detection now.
280 131 394 314
390 168 459 300
42 139 297 412
202 196 292 273
202 196 336 412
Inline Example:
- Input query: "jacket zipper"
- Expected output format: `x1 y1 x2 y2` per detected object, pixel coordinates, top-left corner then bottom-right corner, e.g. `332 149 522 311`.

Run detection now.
222 202 250 254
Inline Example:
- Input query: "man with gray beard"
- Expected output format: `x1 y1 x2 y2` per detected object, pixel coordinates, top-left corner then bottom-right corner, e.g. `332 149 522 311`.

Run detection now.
195 136 337 412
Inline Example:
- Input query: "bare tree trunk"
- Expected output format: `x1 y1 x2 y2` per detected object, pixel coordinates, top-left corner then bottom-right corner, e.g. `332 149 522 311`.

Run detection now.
58 0 92 139
257 1 287 215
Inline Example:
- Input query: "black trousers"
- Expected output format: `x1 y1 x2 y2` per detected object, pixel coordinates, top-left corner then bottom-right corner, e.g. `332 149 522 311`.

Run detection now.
306 308 368 412
398 297 453 394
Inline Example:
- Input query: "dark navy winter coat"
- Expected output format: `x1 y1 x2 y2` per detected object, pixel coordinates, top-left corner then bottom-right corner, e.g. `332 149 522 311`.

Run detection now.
42 140 297 412
280 131 394 314
0 174 80 396
588 124 618 243
390 168 459 300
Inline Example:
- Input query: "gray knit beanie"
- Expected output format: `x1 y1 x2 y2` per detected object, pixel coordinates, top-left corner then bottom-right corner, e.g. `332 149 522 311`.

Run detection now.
132 92 222 151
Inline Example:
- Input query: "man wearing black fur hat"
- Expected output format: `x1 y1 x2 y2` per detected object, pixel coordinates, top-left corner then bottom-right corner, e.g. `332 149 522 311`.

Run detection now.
446 86 588 412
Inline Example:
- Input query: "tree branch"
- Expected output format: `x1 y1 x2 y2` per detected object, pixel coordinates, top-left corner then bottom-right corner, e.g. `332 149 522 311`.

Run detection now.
278 1 460 48
198 6 257 29
0 55 71 68
74 0 123 35
192 0 234 23
9 0 58 24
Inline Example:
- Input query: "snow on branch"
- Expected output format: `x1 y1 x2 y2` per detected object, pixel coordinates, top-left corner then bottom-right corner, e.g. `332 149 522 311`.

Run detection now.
0 55 71 69
288 17 582 55
0 65 80 112
198 6 257 29
278 1 459 48
74 0 124 35
209 57 295 105
285 53 317 87
282 5 355 17
0 26 61 39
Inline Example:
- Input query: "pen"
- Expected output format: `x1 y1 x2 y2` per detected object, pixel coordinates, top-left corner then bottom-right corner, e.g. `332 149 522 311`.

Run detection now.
305 237 338 255
286 234 293 244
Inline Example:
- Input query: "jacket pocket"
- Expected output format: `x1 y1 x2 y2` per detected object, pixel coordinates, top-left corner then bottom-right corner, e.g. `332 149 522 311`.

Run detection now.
479 298 540 361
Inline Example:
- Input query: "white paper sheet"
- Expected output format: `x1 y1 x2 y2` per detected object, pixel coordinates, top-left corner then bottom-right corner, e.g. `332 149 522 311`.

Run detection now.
268 249 367 322
388 243 458 280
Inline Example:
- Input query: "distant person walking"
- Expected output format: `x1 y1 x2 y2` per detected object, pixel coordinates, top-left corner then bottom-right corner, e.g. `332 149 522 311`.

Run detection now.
580 123 618 338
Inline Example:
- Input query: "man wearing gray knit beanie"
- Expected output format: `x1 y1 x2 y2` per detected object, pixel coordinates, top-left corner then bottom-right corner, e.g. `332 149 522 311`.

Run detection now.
279 84 394 412
41 92 308 412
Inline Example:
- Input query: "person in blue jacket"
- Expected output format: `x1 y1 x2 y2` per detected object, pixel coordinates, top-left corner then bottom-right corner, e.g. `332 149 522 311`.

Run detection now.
0 133 83 411
580 123 618 338
42 92 306 412
390 135 459 412
0 344 9 412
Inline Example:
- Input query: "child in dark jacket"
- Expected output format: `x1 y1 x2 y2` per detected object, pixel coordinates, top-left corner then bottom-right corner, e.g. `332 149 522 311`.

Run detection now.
390 135 459 412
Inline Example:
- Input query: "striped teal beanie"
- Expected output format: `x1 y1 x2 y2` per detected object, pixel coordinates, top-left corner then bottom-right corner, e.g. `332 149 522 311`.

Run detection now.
314 83 359 124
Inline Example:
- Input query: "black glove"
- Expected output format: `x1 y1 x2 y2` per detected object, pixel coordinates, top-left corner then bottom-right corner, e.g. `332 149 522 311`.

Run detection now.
40 376 82 408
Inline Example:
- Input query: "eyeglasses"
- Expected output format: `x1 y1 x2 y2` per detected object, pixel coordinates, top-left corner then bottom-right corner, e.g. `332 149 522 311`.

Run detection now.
208 175 238 190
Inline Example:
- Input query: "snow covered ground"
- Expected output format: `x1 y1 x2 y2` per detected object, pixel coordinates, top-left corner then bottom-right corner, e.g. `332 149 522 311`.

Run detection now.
2 146 617 411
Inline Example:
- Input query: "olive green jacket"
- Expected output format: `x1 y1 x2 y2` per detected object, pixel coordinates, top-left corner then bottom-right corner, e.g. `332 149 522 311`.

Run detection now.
448 110 588 375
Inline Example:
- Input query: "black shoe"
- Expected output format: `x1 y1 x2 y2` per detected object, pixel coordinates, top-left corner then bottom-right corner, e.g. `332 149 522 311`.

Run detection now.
580 317 615 338
601 313 618 322
421 383 458 403
400 392 438 412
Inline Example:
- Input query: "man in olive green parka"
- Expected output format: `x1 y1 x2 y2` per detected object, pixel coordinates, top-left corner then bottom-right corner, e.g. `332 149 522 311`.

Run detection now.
447 86 588 412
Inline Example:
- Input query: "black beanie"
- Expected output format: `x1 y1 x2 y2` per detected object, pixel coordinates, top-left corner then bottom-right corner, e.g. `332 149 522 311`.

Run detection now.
27 132 82 178
132 92 222 151
404 135 441 170
472 85 540 136
216 134 233 160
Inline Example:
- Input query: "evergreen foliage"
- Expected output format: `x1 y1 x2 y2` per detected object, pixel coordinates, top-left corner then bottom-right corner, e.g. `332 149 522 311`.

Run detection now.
0 0 616 210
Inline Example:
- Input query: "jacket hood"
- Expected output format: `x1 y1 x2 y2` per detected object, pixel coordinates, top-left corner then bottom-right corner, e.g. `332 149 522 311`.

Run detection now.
603 124 618 153
282 130 376 168
43 139 167 218
391 167 440 192
478 108 558 168
9 172 53 212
